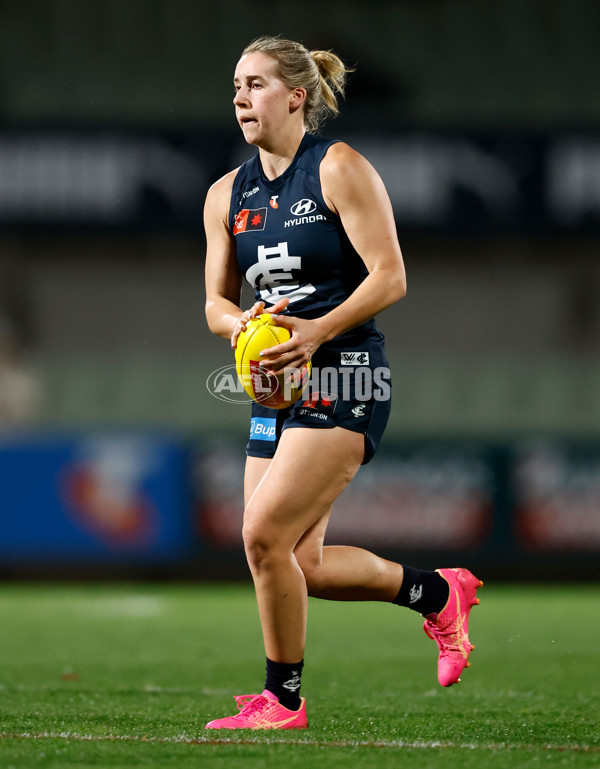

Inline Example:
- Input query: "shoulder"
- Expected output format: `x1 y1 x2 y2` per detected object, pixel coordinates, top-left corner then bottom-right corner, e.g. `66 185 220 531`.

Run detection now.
205 168 239 205
204 168 239 223
320 142 386 212
321 142 378 181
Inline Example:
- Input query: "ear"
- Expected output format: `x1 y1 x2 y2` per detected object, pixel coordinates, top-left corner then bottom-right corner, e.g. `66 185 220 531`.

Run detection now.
289 87 307 112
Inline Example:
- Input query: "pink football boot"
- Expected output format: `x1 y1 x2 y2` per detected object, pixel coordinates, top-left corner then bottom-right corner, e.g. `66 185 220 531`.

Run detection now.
423 568 483 687
205 689 308 730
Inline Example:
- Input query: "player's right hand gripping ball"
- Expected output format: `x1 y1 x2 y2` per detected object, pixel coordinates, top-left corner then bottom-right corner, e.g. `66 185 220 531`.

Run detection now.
235 314 311 409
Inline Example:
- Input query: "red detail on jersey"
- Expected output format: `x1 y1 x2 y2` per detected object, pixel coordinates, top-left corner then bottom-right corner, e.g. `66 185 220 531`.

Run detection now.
270 196 279 209
233 210 249 234
233 208 267 235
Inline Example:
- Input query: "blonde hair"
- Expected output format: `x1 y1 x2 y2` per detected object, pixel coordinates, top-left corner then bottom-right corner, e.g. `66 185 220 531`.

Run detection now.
241 36 352 133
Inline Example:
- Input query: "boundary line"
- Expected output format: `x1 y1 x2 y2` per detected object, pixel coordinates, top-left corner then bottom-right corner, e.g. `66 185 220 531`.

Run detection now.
0 731 598 754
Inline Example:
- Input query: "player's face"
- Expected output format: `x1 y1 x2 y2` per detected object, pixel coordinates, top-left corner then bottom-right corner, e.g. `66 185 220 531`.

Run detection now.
233 52 296 146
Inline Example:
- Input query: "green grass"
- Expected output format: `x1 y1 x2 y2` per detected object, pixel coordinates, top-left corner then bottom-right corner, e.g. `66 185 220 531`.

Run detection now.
0 582 598 768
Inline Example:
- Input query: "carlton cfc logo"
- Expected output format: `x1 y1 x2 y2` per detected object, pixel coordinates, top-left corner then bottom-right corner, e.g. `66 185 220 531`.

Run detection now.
290 199 317 216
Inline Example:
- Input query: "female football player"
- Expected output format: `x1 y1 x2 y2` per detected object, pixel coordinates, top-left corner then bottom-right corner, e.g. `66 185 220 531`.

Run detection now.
204 36 482 729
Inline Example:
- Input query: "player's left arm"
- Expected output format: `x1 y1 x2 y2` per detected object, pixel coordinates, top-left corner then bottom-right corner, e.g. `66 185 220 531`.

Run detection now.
262 143 406 371
317 142 407 340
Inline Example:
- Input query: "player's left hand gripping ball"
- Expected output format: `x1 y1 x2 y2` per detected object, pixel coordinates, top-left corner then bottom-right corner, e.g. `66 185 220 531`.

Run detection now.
235 314 311 409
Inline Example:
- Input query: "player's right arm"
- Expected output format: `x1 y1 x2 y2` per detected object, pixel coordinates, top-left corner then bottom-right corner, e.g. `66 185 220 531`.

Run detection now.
204 170 289 347
204 171 246 342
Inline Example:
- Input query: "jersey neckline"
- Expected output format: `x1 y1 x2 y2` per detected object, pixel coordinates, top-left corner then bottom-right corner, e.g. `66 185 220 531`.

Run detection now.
257 132 311 191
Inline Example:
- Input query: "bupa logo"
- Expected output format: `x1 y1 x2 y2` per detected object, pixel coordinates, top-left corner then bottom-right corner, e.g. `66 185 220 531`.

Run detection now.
290 198 317 216
249 417 277 441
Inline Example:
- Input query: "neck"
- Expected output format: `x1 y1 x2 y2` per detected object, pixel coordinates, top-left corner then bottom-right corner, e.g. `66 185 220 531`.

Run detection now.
258 127 306 180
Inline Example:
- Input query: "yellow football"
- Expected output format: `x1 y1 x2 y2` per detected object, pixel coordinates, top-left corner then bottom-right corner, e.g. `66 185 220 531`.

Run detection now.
234 314 311 409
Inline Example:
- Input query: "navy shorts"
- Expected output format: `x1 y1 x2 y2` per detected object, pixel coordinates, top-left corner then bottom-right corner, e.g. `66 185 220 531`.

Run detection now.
246 332 391 465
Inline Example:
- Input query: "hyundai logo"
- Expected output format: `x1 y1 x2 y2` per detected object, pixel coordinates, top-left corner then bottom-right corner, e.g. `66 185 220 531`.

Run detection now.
290 198 317 216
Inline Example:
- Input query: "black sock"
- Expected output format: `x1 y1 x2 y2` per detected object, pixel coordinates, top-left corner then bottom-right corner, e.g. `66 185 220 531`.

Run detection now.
392 565 450 617
264 658 303 711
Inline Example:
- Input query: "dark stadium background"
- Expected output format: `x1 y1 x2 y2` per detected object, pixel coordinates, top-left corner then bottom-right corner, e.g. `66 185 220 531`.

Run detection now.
1 0 599 580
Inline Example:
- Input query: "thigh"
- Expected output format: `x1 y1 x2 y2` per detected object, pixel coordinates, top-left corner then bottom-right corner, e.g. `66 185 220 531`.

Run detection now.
244 456 271 506
243 426 364 549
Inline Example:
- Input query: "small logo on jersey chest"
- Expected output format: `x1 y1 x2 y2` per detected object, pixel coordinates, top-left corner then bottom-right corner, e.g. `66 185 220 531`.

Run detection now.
290 199 317 216
285 198 328 228
234 208 267 235
270 195 279 209
238 186 259 206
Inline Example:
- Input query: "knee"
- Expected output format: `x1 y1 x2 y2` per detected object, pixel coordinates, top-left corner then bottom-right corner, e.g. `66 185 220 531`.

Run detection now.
242 520 267 569
242 519 285 573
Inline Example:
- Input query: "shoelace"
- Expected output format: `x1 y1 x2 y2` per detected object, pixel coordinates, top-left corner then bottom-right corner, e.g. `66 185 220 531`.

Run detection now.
234 694 271 718
424 619 466 655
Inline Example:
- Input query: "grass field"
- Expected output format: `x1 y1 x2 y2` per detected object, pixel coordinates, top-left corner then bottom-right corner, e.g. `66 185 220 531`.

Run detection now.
0 581 598 768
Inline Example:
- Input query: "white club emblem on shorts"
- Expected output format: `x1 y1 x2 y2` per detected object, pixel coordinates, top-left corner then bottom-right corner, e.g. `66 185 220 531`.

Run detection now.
341 352 370 365
351 404 366 418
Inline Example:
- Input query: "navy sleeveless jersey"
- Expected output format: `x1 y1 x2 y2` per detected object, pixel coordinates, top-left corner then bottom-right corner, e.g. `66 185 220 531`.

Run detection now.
229 133 380 344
